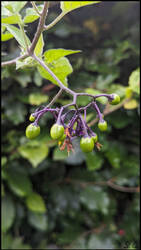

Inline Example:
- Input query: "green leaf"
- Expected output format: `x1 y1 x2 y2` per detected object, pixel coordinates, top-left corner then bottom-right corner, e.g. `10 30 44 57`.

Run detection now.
53 147 68 161
129 68 140 94
1 156 7 167
38 57 73 87
44 49 81 63
2 14 22 24
34 34 44 56
85 151 104 171
60 1 100 14
18 140 49 168
1 32 14 41
28 212 48 231
6 170 32 197
107 84 126 98
104 142 125 169
26 192 46 213
2 2 27 14
85 88 107 104
23 7 40 24
2 234 13 250
29 93 48 105
4 24 31 49
2 196 15 233
80 186 110 214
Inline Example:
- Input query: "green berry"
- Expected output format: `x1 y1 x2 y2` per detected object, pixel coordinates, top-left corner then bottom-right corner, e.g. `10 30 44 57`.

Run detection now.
26 124 40 139
98 120 107 131
59 133 66 141
80 137 94 153
50 124 64 140
29 114 35 122
92 134 98 143
110 94 120 105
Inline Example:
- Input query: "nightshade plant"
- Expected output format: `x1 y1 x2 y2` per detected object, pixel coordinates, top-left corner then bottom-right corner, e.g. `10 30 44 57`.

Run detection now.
2 1 120 154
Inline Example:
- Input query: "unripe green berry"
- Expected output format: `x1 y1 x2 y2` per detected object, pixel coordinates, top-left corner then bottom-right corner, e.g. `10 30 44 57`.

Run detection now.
59 133 66 141
92 134 98 143
50 124 64 140
80 137 94 153
26 124 40 139
98 120 107 131
109 94 120 105
29 114 35 122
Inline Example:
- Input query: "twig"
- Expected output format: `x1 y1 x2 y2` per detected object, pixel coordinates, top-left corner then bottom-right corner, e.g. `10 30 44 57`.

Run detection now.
44 12 65 31
28 1 49 54
47 88 63 107
1 53 28 67
31 1 42 16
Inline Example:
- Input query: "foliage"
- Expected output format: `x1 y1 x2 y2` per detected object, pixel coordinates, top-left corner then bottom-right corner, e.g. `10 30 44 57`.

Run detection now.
1 1 140 249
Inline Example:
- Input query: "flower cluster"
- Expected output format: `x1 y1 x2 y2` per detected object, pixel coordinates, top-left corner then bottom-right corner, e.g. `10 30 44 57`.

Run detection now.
26 93 120 153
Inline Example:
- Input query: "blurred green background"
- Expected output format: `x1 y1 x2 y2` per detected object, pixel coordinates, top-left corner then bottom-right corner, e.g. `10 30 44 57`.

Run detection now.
2 1 140 249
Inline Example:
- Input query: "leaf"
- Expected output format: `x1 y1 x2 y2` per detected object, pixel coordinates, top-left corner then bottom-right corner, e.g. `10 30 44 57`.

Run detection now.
1 156 7 167
23 7 40 24
1 32 14 41
38 57 73 87
4 24 31 49
2 14 22 24
26 192 46 213
60 1 100 14
28 212 48 231
44 49 81 63
80 186 110 214
6 169 32 197
34 34 44 56
107 84 126 98
2 234 13 250
18 140 49 168
129 68 140 94
2 196 15 233
124 99 138 109
29 93 48 105
85 152 104 171
104 142 125 169
53 147 68 161
85 88 107 104
2 2 27 14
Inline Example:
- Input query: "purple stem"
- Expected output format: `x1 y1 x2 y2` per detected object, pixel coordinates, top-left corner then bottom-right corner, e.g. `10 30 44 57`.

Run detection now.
92 101 103 121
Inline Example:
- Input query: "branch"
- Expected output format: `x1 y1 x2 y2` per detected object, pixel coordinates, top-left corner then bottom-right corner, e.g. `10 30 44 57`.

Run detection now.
1 53 28 67
28 1 49 54
31 1 42 16
44 12 66 31
88 98 129 127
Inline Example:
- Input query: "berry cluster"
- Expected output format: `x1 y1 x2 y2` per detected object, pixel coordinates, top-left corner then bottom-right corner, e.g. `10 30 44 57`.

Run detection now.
26 93 120 153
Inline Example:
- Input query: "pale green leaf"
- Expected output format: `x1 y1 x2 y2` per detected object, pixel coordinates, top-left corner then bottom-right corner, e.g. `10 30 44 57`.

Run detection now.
26 192 46 213
1 32 14 41
80 186 110 214
85 152 104 171
124 99 138 109
2 14 22 24
29 93 48 105
4 24 31 49
28 212 48 231
129 68 140 94
44 48 81 63
34 34 44 56
38 57 73 87
23 7 40 24
53 147 68 161
60 1 100 13
18 140 49 168
2 1 27 14
2 196 15 233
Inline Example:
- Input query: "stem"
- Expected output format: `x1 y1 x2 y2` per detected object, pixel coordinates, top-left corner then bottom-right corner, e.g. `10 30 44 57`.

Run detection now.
92 101 103 121
79 114 88 137
31 1 42 15
1 53 28 67
44 12 66 31
28 2 49 54
47 88 63 107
